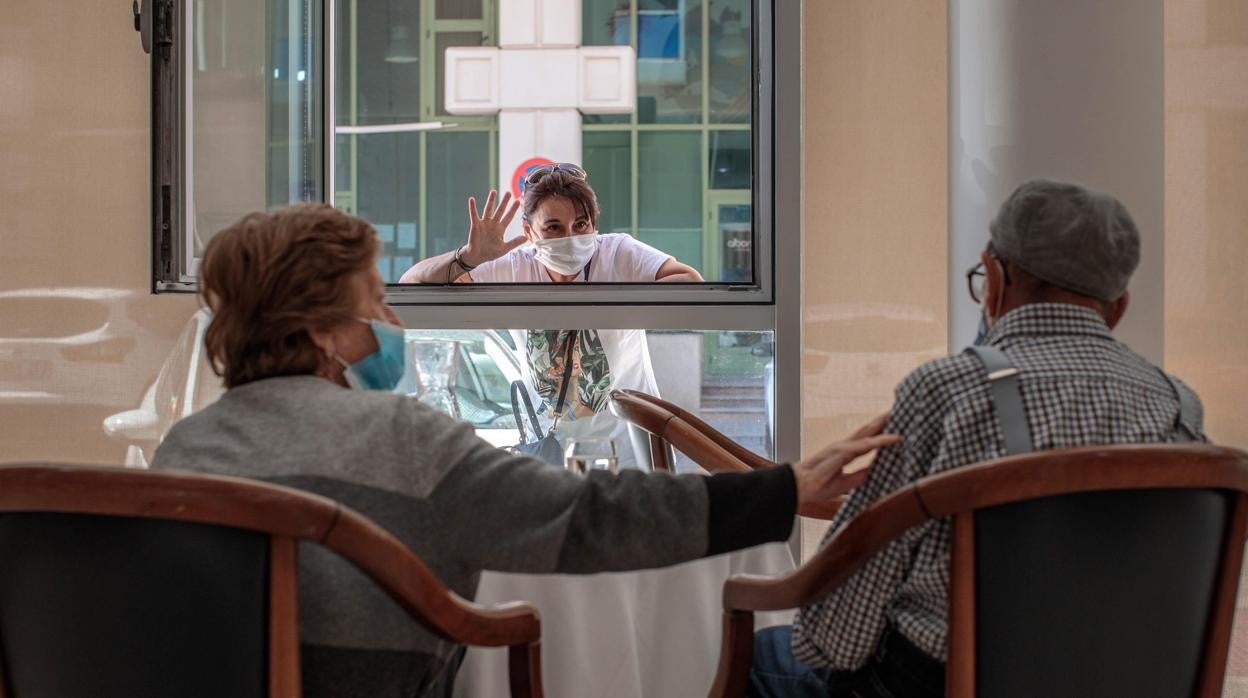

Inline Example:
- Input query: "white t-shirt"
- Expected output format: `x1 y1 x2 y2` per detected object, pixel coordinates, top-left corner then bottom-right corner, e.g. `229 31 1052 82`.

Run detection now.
470 234 670 468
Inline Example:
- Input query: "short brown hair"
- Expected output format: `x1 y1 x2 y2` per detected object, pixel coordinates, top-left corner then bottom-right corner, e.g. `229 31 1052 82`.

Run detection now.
522 168 601 228
200 203 379 388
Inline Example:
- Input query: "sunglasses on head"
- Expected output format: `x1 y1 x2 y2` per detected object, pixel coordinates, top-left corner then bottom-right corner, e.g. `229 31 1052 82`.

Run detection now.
524 163 587 186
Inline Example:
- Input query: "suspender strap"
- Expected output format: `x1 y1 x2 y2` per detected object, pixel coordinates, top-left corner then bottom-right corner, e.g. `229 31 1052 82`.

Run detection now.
1160 371 1201 442
965 346 1035 455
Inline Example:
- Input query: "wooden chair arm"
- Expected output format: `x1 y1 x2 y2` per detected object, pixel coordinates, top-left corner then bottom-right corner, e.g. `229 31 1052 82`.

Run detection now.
619 390 778 471
610 392 848 518
610 391 753 474
797 495 846 521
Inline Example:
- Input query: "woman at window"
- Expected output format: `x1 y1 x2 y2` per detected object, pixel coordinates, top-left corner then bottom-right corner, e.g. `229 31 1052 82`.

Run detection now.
399 165 703 468
153 202 893 697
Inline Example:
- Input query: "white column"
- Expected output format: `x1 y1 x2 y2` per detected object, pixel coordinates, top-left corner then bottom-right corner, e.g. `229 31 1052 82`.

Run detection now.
445 0 635 237
949 0 1164 362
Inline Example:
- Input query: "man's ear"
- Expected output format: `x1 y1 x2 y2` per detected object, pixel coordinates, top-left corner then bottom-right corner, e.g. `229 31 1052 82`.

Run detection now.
1106 291 1130 329
981 249 1004 322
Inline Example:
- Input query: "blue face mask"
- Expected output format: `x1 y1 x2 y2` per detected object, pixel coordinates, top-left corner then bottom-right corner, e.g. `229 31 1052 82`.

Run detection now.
336 318 407 391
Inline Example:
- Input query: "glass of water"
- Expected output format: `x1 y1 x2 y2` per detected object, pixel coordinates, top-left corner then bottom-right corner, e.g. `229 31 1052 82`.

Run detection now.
565 438 619 475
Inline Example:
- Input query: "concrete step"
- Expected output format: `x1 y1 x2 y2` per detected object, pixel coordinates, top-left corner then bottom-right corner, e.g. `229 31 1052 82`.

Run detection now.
701 399 767 412
702 376 766 388
701 411 769 439
701 385 767 402
673 436 771 471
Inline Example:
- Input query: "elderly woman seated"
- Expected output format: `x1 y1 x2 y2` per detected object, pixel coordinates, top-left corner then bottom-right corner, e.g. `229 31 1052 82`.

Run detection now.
152 203 895 698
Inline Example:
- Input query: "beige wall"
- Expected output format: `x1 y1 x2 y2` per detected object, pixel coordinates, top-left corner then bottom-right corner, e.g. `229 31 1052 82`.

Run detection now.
800 2 949 553
1165 0 1248 451
0 3 196 463
1166 1 1248 692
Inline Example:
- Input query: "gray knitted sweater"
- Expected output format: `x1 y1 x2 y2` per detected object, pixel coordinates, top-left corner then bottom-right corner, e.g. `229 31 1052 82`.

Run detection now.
152 375 795 697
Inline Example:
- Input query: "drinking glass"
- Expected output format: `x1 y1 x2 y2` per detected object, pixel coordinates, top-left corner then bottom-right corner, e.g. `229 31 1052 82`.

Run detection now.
404 339 460 419
564 438 619 475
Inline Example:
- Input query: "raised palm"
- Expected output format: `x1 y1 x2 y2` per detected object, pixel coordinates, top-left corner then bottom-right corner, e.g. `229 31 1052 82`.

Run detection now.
463 190 525 267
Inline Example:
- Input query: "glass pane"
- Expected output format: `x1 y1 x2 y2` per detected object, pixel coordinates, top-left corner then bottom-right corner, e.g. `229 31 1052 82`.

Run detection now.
436 32 486 117
637 0 703 124
190 0 322 257
582 0 631 125
716 203 752 282
149 326 773 464
349 0 421 124
393 329 774 462
683 330 772 463
436 0 484 20
425 131 491 258
354 133 421 284
709 0 752 123
638 132 702 270
583 131 632 234
709 130 751 189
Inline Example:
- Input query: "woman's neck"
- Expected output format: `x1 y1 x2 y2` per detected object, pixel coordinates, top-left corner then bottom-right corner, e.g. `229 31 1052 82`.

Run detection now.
546 269 580 283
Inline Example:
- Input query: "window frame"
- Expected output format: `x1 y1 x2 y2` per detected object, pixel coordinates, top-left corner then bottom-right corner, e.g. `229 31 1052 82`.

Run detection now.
148 0 803 463
152 0 778 304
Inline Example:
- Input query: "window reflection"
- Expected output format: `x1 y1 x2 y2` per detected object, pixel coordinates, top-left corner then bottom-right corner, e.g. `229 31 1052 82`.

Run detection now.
710 130 751 189
329 0 755 283
709 0 752 123
639 132 703 270
392 329 774 464
583 131 633 234
191 0 321 260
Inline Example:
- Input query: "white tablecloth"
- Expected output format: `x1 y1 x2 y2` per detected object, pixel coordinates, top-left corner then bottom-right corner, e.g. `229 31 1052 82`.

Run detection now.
453 542 796 698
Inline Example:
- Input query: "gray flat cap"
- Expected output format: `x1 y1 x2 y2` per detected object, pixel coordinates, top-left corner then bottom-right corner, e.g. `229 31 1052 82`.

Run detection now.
989 179 1140 302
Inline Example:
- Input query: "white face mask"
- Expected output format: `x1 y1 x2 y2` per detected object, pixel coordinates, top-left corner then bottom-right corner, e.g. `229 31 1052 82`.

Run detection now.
531 232 599 276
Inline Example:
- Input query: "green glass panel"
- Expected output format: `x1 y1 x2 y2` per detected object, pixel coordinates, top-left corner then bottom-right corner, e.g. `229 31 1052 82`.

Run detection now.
426 131 491 258
436 0 484 20
351 0 421 124
354 133 421 283
582 0 631 125
638 132 702 270
709 0 751 123
583 131 632 234
637 0 703 124
709 130 750 189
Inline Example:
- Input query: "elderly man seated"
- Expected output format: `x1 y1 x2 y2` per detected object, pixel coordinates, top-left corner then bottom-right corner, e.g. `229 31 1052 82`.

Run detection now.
747 179 1208 698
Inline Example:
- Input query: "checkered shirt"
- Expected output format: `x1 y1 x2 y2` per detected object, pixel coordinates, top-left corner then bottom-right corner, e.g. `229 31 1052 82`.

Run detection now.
792 303 1207 669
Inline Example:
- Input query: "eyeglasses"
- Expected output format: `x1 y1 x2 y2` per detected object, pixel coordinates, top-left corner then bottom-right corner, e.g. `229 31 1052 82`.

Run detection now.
966 257 1011 304
524 163 587 186
966 262 987 304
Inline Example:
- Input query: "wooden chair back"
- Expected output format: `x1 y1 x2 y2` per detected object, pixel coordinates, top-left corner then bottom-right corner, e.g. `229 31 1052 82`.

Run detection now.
615 390 776 471
609 390 844 519
708 445 1248 698
0 464 543 698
